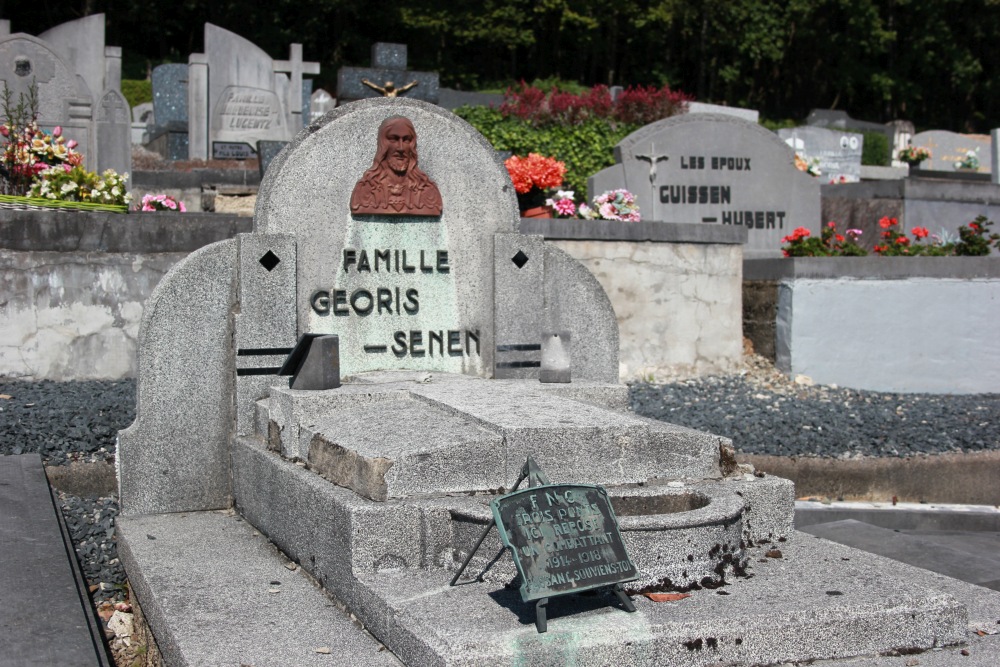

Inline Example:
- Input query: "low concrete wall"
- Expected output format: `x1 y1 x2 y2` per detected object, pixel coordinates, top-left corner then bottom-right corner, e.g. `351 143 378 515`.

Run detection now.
745 257 1000 393
131 169 260 213
1 210 746 382
522 219 747 381
0 210 250 380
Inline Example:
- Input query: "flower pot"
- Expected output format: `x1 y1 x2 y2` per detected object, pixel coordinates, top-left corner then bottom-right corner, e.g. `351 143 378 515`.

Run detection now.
521 206 551 219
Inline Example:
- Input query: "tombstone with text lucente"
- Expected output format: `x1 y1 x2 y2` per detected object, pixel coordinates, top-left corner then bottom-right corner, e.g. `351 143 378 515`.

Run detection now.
588 113 821 256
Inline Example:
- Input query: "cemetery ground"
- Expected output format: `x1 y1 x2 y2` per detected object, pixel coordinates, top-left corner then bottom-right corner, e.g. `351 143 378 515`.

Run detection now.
2 351 998 665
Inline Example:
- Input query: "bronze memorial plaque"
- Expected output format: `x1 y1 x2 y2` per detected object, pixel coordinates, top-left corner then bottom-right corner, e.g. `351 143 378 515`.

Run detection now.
350 115 443 216
491 484 637 602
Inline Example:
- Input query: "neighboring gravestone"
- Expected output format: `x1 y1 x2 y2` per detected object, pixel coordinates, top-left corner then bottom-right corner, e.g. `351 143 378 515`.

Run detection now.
909 130 992 173
337 42 439 105
310 88 335 122
778 126 863 183
148 63 189 159
205 24 288 156
0 17 132 177
95 88 131 180
588 113 821 256
256 139 288 178
181 24 318 160
688 101 759 123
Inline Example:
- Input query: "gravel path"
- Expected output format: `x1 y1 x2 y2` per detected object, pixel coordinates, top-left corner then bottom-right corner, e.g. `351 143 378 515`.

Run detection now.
629 357 1000 459
2 367 998 605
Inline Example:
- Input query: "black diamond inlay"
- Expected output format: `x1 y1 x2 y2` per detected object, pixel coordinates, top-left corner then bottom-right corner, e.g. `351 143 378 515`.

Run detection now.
511 250 529 269
259 250 281 272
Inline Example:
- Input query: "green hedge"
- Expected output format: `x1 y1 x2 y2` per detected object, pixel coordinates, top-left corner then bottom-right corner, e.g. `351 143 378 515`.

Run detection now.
454 106 638 196
121 80 153 110
861 131 890 166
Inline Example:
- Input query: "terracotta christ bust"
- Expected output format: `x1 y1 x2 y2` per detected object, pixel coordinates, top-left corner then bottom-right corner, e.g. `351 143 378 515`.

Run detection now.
350 116 443 216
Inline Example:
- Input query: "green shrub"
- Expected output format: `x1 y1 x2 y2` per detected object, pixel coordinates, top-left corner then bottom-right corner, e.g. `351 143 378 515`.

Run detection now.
121 79 153 109
455 105 636 194
861 131 890 166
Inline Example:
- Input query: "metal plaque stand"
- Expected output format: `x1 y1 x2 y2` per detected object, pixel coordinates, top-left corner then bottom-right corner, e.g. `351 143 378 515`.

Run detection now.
450 457 636 633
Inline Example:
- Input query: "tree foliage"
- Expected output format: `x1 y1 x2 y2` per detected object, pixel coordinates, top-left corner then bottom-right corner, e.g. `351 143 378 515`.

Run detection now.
3 0 998 131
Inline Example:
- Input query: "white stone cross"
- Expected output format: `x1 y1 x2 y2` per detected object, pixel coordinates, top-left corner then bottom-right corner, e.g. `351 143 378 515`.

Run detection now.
274 44 320 123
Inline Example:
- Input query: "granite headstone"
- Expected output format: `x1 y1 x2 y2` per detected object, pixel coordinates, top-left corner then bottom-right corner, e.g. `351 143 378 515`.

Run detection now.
688 101 758 123
310 88 335 122
95 88 132 180
256 140 288 178
149 63 189 159
909 130 992 174
0 16 130 173
588 113 821 256
778 126 863 183
337 42 439 105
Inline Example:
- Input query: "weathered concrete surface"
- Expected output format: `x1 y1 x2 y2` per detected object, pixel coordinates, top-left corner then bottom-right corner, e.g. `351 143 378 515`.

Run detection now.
0 250 183 380
0 209 249 381
552 239 744 381
117 511 402 667
742 451 1000 505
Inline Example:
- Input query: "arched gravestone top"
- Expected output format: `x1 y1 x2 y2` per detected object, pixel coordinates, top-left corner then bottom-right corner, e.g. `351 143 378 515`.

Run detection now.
589 113 821 257
38 13 105 102
205 23 288 145
255 97 520 377
0 34 91 124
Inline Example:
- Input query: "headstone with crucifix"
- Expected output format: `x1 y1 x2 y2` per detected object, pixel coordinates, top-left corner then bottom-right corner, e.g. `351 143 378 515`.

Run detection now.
336 42 440 105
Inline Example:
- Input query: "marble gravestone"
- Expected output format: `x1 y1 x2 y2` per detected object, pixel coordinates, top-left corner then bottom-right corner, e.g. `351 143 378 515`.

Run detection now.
183 24 318 160
910 129 992 174
0 15 131 181
778 126 863 183
588 113 821 256
115 98 993 666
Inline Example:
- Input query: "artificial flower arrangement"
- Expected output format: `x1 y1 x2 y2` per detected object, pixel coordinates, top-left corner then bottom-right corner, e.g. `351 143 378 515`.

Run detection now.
29 166 131 207
545 188 641 222
138 193 186 212
794 154 821 177
897 145 931 165
954 148 980 171
2 121 83 195
3 83 129 210
504 153 566 214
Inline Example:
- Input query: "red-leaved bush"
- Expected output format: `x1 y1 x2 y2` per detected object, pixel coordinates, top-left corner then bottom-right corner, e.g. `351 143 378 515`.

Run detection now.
499 82 691 127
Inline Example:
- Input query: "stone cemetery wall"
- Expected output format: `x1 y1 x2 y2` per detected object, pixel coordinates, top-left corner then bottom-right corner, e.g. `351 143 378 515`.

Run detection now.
910 130 992 173
0 210 250 381
744 257 1000 393
778 126 863 183
588 113 821 257
0 15 130 181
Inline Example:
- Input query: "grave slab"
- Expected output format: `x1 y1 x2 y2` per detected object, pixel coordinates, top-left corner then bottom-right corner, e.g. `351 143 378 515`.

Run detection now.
0 454 110 667
117 511 402 667
118 503 1000 666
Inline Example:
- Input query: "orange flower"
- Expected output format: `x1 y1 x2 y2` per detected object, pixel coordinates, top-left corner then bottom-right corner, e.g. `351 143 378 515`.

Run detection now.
504 153 566 194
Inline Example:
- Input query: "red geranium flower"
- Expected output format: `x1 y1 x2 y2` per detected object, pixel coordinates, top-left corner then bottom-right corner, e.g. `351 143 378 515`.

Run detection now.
912 227 929 239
